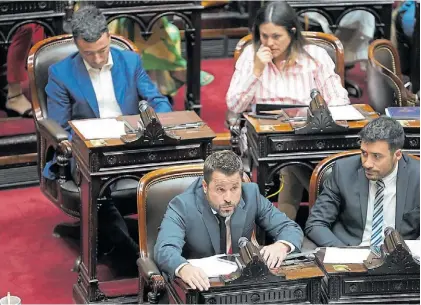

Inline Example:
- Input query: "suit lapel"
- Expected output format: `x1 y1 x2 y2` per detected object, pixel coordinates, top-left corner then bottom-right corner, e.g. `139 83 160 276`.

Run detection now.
73 54 99 117
395 157 408 231
110 48 126 113
229 198 246 254
357 167 370 227
196 188 219 254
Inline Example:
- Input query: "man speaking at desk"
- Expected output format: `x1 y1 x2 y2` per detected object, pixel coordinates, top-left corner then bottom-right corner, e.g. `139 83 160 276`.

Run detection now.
154 150 303 291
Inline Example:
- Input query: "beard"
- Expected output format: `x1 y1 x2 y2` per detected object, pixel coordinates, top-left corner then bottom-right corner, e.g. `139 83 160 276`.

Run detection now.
218 207 235 217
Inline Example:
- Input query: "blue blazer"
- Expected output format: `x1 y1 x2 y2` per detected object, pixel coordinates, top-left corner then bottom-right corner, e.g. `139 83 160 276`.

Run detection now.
45 47 172 133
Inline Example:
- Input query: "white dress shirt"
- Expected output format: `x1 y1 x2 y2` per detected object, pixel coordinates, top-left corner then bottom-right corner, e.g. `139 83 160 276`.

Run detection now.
83 53 122 118
359 163 399 246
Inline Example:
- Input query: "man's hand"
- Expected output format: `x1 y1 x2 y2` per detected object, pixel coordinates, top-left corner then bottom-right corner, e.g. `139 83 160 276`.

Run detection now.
260 242 290 268
178 264 210 291
254 45 273 77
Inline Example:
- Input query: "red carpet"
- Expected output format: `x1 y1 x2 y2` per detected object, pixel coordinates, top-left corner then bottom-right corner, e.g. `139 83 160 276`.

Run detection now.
0 58 370 303
0 187 78 303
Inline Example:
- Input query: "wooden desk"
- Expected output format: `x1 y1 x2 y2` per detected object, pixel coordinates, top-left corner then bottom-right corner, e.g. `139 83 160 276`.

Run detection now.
315 248 420 304
167 260 325 304
245 104 420 198
69 111 215 304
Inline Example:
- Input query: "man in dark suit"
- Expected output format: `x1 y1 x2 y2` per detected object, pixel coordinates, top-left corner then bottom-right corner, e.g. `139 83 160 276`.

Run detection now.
154 150 303 291
45 6 171 274
305 116 420 247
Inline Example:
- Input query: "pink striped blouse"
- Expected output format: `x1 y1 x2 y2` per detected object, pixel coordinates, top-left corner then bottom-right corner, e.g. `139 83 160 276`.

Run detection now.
226 44 350 113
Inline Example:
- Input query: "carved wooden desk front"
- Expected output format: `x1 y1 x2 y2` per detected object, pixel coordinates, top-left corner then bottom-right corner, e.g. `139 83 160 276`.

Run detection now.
167 260 325 304
69 111 215 304
315 248 420 304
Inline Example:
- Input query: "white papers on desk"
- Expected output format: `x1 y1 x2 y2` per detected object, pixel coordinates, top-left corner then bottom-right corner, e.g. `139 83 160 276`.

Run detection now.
187 255 239 278
323 247 371 264
405 240 420 259
329 105 365 121
71 118 126 140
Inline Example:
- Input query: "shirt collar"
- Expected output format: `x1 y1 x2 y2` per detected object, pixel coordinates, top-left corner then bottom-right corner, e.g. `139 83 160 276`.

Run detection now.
83 51 113 72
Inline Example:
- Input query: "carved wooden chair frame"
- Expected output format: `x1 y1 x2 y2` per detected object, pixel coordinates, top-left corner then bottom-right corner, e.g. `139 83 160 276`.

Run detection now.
368 39 418 107
27 34 138 207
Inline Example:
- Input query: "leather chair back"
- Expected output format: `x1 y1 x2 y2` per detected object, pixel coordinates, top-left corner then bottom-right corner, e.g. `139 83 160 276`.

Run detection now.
137 164 251 259
233 31 345 86
367 39 418 114
309 150 420 208
28 34 138 121
308 150 360 209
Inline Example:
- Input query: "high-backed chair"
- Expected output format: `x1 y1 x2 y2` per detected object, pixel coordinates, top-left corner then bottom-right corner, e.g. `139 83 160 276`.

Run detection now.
308 150 420 208
228 31 346 154
27 34 140 241
367 39 419 114
136 163 251 304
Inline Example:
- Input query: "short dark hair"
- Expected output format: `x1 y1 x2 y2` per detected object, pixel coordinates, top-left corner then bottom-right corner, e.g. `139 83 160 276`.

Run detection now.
203 150 243 184
71 6 108 43
359 116 405 152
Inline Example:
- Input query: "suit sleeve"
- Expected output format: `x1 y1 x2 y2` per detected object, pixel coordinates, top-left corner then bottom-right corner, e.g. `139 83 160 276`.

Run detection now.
154 196 188 278
305 162 347 247
45 65 72 134
255 185 304 251
135 55 172 113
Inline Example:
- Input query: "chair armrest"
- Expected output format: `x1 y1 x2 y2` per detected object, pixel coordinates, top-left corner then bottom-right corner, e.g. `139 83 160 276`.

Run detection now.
137 256 162 281
37 118 69 145
137 256 166 304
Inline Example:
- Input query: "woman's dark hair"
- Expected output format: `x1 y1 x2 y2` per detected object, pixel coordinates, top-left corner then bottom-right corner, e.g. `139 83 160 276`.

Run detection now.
252 1 309 67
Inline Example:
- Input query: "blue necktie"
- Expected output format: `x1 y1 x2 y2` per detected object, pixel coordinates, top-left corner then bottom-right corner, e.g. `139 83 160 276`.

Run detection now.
371 179 385 246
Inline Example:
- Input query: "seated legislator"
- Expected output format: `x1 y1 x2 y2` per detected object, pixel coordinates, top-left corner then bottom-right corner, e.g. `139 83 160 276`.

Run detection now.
305 116 420 247
46 6 172 134
225 1 350 221
154 150 303 291
44 6 171 273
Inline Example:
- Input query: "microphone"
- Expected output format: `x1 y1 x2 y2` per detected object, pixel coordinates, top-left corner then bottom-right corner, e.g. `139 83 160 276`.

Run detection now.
310 88 320 99
238 237 248 248
138 100 149 113
238 237 262 264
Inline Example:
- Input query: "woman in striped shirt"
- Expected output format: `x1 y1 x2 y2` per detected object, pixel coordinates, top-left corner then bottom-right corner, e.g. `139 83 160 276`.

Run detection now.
226 1 350 221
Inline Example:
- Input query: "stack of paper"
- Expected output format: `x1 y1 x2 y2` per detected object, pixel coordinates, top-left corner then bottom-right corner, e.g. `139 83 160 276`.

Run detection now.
323 248 371 264
328 105 365 121
71 119 126 140
405 240 420 259
188 255 239 278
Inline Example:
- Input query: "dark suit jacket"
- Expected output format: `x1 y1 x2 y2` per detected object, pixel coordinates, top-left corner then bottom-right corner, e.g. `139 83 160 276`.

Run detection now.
154 178 303 277
45 47 172 134
305 154 420 247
